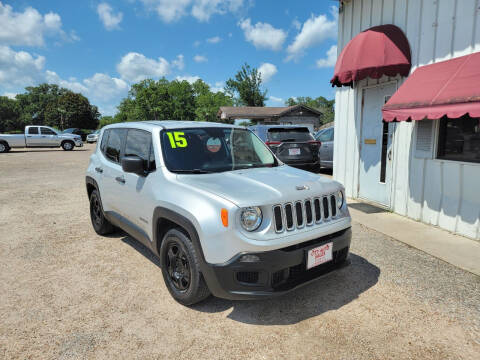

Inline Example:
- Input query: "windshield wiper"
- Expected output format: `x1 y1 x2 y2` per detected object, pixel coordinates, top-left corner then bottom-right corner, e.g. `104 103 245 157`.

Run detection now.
171 169 213 174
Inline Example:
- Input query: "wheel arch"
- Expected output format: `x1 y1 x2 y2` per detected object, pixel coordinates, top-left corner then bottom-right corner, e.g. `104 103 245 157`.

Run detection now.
152 207 207 267
85 176 98 199
0 140 10 151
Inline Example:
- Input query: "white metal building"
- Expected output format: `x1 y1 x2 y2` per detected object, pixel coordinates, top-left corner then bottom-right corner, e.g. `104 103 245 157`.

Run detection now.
333 0 480 240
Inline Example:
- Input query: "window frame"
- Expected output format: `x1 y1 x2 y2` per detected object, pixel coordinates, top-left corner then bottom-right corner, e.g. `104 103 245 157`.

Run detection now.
28 127 39 135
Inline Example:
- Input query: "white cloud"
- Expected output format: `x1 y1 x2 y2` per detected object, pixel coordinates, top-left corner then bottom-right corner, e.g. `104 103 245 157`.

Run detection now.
286 10 337 61
316 45 337 68
210 81 224 92
140 0 191 23
97 3 123 31
239 18 286 51
192 0 244 22
117 52 170 82
45 70 88 93
292 18 301 30
0 2 67 46
269 96 283 103
206 36 221 44
83 73 128 101
176 75 200 84
193 40 201 47
0 46 45 88
140 0 244 23
2 92 16 99
193 55 208 63
172 54 185 70
258 62 277 83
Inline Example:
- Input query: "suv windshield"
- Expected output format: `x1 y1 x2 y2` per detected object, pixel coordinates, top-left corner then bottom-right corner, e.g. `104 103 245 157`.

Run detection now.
267 127 313 142
161 127 277 173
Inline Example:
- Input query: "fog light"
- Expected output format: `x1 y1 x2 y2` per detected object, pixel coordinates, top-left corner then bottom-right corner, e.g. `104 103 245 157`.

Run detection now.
239 254 260 263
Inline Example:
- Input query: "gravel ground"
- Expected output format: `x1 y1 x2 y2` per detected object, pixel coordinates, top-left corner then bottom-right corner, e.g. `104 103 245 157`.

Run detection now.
0 145 479 360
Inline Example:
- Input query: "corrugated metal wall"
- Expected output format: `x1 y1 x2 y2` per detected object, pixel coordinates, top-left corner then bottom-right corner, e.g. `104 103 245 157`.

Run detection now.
334 0 480 239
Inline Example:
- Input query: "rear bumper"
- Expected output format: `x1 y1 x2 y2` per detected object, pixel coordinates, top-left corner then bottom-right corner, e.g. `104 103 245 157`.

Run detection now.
201 227 351 300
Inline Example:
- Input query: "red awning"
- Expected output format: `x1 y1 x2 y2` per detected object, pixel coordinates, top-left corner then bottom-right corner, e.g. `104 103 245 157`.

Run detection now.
331 25 411 87
383 52 480 122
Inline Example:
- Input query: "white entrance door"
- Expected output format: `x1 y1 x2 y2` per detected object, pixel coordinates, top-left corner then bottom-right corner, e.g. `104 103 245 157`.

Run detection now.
359 83 396 207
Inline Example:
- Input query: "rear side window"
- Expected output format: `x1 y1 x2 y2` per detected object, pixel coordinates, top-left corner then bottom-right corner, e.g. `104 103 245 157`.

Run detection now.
28 127 38 135
124 129 155 171
267 127 313 142
105 129 126 163
40 127 56 135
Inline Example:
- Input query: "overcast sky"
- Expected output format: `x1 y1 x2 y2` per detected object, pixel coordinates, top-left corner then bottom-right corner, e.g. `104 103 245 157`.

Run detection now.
0 0 339 116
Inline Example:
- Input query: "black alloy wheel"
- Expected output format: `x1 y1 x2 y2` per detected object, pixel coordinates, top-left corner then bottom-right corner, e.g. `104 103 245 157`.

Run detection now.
165 242 191 292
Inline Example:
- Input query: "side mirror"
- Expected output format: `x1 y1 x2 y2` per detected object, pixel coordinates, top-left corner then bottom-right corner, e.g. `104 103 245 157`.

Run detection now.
121 156 145 176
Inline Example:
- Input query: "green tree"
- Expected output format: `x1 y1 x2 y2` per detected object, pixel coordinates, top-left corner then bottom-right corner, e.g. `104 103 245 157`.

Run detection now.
115 78 234 123
14 83 99 130
0 96 21 132
193 80 233 123
286 96 335 124
225 63 267 106
98 115 118 128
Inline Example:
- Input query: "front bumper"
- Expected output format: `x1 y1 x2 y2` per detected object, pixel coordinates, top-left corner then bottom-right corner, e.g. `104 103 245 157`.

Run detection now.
75 140 83 147
202 227 351 300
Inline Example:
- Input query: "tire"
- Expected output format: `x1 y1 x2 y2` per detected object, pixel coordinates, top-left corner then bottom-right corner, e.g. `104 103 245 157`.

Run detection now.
160 228 211 305
62 141 74 151
0 141 9 153
89 189 115 235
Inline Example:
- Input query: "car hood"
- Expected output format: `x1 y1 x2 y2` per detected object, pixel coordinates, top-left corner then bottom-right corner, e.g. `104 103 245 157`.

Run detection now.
176 165 343 207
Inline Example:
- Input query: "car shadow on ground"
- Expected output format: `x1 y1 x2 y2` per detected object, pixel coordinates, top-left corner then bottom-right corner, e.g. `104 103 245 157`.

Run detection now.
9 149 89 153
119 233 380 325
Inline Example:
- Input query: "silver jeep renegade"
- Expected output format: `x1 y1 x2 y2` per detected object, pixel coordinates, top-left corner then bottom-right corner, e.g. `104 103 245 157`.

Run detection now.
86 121 352 305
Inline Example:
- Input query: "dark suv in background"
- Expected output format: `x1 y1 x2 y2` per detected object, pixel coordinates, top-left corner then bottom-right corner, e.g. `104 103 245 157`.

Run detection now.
249 124 321 172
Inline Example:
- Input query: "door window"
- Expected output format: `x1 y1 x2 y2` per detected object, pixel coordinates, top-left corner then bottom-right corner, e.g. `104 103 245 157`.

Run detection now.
124 129 154 171
105 129 125 163
28 127 38 135
40 127 57 135
100 130 109 154
317 128 333 142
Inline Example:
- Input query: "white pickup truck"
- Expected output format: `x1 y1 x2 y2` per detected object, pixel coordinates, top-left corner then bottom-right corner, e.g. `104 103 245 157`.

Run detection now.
0 125 83 153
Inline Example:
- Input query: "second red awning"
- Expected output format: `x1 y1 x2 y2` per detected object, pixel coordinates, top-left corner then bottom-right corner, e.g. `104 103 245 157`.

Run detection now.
383 52 480 122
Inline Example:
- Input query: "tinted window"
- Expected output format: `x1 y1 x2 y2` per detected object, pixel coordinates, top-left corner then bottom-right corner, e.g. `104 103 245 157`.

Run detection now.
105 129 125 163
124 129 153 170
28 127 38 135
267 127 313 142
40 127 57 135
437 116 480 163
100 130 109 154
161 127 276 173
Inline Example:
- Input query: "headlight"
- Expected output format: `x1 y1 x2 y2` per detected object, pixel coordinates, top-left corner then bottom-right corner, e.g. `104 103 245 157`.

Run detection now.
336 190 344 209
240 206 262 231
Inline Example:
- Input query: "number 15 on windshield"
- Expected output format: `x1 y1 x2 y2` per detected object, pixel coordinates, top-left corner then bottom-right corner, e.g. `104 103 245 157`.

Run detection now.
166 132 188 148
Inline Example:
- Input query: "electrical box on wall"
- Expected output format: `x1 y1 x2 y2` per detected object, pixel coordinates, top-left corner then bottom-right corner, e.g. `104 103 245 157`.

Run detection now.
414 120 435 159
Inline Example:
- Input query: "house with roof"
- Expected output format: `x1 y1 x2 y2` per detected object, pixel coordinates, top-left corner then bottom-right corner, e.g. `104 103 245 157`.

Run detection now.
217 105 323 131
333 0 480 240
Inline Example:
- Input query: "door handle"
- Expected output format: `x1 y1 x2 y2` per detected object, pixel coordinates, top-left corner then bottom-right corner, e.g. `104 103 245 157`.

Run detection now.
388 150 392 161
115 176 125 184
95 167 103 173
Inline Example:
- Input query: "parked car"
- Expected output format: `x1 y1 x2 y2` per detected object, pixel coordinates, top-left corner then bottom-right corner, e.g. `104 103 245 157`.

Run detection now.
86 129 100 143
62 128 90 141
315 126 334 169
86 121 351 305
248 124 321 172
0 126 83 153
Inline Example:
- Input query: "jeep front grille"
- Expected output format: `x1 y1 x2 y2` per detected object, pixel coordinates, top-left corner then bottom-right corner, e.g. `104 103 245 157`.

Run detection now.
273 194 338 233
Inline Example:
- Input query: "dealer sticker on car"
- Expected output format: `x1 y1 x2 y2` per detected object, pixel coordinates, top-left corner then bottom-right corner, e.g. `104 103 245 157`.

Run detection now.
307 242 333 269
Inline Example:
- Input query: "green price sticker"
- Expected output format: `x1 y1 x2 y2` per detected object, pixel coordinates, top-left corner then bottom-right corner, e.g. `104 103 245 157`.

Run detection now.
166 131 188 148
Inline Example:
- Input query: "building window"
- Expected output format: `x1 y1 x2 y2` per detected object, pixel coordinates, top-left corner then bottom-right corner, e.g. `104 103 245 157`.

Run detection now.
437 115 480 163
